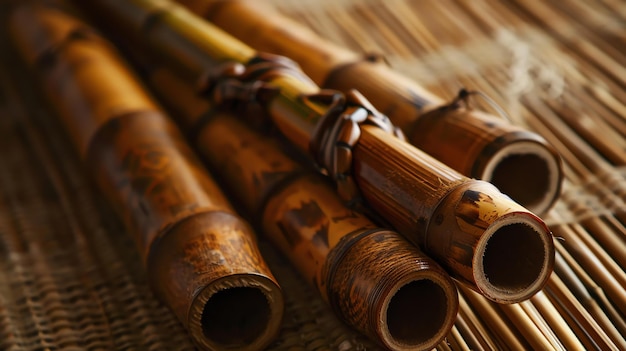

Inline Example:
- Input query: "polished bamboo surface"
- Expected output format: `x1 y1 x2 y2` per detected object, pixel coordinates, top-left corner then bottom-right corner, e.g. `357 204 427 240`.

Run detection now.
1 0 625 350
76 0 555 304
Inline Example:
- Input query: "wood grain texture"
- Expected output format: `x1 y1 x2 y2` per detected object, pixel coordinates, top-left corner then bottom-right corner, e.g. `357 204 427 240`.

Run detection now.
8 5 283 350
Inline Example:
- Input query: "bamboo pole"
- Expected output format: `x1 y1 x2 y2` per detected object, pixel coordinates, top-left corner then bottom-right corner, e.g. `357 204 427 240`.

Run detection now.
176 0 563 216
143 66 459 351
7 5 284 351
76 0 555 304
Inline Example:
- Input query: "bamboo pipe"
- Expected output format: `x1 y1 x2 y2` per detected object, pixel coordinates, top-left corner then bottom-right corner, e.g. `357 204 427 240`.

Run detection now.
145 67 459 351
7 5 283 351
175 0 563 216
76 0 555 304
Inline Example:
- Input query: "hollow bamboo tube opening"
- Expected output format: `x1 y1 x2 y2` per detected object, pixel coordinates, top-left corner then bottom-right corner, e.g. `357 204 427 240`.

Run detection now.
384 278 449 349
189 275 283 351
201 287 271 345
474 215 553 303
327 230 458 351
481 141 561 215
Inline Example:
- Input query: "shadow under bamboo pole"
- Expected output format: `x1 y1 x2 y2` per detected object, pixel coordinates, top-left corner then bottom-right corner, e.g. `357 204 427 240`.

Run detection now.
175 0 563 216
7 5 284 351
76 0 555 304
144 66 459 351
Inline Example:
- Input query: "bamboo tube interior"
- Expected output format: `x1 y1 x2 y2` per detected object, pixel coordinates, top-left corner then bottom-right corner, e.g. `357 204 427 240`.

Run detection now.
201 287 271 345
384 278 449 347
483 142 560 214
189 275 283 351
475 218 553 302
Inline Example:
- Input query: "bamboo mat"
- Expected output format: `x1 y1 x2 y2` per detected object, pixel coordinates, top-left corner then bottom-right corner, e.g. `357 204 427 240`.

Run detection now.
1 0 626 350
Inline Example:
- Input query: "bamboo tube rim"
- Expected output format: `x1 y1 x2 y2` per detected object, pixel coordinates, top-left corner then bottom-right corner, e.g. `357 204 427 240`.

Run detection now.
187 274 284 351
482 140 562 215
474 212 554 303
379 270 458 351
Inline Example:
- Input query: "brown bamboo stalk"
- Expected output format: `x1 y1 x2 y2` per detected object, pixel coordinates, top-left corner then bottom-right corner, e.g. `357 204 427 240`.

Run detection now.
178 0 564 216
77 0 555 304
7 5 283 351
145 66 459 351
436 341 452 351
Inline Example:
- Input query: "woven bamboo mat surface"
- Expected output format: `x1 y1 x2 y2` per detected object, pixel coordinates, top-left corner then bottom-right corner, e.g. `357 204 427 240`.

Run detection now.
1 0 626 350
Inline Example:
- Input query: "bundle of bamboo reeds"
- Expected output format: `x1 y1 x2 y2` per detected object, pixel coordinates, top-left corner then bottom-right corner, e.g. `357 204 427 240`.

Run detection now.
1 0 625 350
74 0 556 308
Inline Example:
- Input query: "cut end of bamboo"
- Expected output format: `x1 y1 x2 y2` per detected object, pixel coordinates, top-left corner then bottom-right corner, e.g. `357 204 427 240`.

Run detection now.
474 212 555 304
481 141 562 215
381 274 458 351
328 230 458 350
426 181 554 303
189 274 284 351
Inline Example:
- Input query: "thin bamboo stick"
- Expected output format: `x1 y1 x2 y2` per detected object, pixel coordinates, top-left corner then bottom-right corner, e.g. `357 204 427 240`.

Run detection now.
545 274 620 350
531 290 587 351
551 223 626 317
498 302 561 350
445 325 471 351
7 5 283 351
77 0 555 304
555 241 624 324
456 292 498 350
458 287 527 350
518 299 567 350
553 250 626 348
